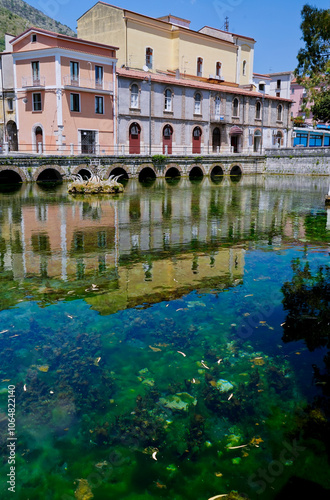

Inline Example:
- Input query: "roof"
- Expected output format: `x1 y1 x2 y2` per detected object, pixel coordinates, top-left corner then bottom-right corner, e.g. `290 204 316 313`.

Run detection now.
78 2 252 47
200 25 255 43
10 27 118 51
117 68 293 102
253 73 271 80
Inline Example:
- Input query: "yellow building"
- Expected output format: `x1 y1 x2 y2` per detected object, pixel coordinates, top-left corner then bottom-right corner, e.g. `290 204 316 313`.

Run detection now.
77 3 255 86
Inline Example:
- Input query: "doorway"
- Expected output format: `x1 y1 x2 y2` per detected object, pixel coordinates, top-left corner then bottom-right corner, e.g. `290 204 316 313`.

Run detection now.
163 124 173 154
129 122 141 154
192 126 202 154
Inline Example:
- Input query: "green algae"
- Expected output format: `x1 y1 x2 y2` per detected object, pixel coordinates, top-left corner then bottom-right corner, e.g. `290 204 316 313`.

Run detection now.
0 177 330 499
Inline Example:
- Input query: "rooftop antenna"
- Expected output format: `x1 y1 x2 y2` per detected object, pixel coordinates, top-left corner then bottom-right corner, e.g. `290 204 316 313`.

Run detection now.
224 17 229 32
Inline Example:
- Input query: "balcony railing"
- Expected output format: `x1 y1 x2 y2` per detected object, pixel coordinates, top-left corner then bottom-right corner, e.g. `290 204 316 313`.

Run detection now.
21 76 46 87
63 76 113 92
211 114 225 123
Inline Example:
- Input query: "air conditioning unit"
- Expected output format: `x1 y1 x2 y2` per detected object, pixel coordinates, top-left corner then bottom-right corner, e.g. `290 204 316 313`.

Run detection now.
292 132 297 138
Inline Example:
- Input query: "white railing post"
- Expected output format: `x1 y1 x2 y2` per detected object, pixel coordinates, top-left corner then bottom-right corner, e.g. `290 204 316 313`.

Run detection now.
38 143 43 154
121 145 125 155
70 143 74 155
165 145 168 155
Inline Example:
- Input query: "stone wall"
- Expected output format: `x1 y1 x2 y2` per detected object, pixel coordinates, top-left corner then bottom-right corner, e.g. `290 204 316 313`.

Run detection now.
265 147 330 175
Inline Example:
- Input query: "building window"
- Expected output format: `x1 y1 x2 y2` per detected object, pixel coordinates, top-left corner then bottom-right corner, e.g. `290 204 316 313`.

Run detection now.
130 84 139 108
215 95 221 117
95 96 104 114
276 79 281 89
95 66 103 88
31 61 40 84
197 57 203 77
7 98 13 112
277 104 283 121
216 62 222 77
70 61 79 84
146 47 153 69
31 34 37 43
32 93 42 111
70 93 80 112
259 83 265 91
242 60 247 76
164 89 172 111
194 93 201 114
256 101 261 119
232 97 239 117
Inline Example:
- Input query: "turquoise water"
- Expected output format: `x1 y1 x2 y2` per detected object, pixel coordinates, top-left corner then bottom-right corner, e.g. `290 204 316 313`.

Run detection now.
0 176 330 499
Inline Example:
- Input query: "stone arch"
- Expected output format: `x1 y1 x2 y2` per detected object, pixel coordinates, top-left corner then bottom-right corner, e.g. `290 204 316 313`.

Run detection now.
187 164 206 177
33 164 65 182
165 164 182 178
0 166 26 183
138 166 157 181
210 164 225 177
72 165 91 178
230 164 243 176
109 166 129 180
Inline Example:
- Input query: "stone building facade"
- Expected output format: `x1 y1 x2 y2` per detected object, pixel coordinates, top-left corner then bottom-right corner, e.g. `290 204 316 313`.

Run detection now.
117 68 292 155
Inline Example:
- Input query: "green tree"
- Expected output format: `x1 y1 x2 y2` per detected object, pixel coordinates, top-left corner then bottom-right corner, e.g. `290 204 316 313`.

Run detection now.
311 93 330 122
295 5 330 121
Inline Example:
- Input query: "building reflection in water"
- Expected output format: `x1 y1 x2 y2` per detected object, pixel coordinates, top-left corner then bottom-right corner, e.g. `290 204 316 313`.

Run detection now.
0 176 328 313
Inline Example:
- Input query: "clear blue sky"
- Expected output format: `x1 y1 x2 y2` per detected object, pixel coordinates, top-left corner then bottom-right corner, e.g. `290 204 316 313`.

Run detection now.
27 0 329 74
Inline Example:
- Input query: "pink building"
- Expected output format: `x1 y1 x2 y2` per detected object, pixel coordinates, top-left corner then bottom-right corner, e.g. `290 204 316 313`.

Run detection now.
290 78 314 125
11 28 117 154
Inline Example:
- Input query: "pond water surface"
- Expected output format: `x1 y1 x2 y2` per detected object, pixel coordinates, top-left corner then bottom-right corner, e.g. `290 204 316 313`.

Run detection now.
0 175 330 500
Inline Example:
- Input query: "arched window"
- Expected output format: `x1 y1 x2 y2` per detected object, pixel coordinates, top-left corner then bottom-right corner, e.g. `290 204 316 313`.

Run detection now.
194 93 201 114
232 97 239 117
146 47 153 69
277 104 283 121
197 57 203 77
242 60 247 76
130 84 139 109
256 101 261 119
215 95 221 117
216 62 222 77
164 89 172 111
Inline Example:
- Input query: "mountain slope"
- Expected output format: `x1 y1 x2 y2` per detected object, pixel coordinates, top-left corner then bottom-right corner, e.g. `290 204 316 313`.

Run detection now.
0 0 75 51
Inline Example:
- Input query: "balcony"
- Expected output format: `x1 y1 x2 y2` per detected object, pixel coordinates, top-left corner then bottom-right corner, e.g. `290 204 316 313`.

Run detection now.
63 76 113 93
21 76 45 88
211 114 225 123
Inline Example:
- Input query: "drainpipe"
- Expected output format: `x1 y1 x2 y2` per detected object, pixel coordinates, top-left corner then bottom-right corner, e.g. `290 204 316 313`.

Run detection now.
261 96 264 153
0 56 7 148
124 16 128 67
113 62 117 155
208 91 211 154
286 102 291 147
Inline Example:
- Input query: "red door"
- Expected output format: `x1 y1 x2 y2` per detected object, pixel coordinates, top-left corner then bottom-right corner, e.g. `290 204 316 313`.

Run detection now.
35 126 43 153
231 135 238 153
163 125 173 154
129 123 141 154
192 127 201 154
